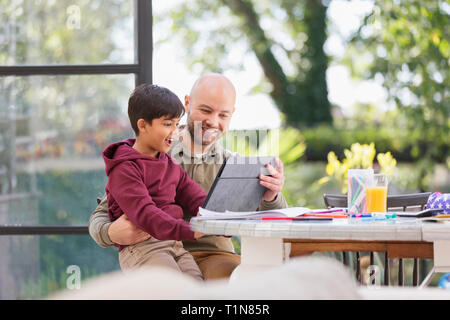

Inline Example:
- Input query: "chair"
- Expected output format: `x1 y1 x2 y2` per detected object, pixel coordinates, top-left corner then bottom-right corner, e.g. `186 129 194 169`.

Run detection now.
323 192 432 286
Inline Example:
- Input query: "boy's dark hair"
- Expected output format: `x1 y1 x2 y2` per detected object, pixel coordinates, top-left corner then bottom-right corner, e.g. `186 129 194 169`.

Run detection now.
128 84 185 136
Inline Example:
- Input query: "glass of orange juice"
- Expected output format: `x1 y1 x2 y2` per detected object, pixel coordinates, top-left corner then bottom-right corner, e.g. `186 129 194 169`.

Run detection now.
366 174 388 213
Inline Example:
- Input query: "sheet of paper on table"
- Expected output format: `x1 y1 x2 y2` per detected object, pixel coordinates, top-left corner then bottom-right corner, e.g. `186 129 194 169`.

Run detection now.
196 207 312 220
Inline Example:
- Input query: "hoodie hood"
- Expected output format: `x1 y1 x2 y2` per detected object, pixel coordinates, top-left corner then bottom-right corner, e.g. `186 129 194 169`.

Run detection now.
102 138 165 176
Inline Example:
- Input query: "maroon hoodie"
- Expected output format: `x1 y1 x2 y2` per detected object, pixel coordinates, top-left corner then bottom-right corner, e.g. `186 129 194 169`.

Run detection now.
103 139 206 250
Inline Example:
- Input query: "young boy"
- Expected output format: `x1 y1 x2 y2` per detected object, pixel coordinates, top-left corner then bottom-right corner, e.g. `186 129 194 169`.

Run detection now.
103 84 206 280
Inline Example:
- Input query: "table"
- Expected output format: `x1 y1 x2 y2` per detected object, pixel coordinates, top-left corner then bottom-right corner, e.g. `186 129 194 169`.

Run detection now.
190 217 450 285
420 222 450 287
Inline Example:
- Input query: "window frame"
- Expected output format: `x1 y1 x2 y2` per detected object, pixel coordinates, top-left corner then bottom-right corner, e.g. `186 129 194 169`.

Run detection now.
0 0 153 235
0 0 152 86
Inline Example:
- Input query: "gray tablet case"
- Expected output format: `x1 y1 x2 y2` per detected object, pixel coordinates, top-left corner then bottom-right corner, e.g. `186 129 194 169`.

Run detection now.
202 156 276 212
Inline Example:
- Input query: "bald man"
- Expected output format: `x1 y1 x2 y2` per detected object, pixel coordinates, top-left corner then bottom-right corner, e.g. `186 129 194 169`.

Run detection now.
89 74 288 280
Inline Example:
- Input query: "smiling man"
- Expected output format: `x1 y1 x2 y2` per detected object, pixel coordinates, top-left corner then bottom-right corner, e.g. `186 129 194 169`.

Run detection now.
89 73 287 280
185 74 235 150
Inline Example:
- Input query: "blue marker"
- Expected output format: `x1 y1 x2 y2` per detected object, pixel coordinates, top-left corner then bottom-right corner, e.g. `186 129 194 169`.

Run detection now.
350 214 372 218
359 216 395 222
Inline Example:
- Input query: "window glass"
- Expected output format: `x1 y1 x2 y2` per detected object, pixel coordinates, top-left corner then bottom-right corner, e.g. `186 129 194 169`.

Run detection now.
0 74 133 299
0 0 134 65
0 74 134 226
0 235 119 299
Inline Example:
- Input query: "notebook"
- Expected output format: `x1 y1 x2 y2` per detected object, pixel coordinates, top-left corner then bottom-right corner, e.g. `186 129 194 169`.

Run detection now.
396 208 444 218
202 155 276 213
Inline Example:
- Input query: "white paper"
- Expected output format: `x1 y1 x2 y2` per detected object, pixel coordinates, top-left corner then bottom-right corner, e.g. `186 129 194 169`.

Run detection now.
197 206 311 220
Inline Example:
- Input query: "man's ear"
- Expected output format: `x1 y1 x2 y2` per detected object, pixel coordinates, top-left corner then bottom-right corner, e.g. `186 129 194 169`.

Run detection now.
184 95 190 113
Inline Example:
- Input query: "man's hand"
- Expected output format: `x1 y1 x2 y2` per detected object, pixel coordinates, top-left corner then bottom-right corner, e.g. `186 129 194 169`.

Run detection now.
194 232 204 239
259 157 285 202
107 214 151 245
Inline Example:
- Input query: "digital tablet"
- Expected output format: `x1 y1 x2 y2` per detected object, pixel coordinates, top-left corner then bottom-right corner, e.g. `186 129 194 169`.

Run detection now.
202 156 276 212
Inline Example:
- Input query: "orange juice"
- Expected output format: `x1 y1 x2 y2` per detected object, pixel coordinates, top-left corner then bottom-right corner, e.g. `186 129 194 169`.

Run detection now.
366 186 387 212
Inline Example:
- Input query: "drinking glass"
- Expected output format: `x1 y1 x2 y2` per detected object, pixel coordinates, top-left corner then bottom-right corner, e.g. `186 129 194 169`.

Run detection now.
366 174 388 213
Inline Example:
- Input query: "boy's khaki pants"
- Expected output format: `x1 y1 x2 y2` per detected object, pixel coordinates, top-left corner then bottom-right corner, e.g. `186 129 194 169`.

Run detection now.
119 238 203 281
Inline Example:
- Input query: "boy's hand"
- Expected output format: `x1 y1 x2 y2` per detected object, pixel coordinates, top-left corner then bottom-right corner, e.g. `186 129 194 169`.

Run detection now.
108 214 151 245
194 212 204 238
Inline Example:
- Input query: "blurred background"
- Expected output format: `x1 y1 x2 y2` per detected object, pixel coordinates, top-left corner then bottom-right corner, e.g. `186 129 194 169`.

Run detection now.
0 0 448 298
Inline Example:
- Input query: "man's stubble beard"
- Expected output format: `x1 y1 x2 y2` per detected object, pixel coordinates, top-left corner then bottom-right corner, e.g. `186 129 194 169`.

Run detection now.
187 117 223 148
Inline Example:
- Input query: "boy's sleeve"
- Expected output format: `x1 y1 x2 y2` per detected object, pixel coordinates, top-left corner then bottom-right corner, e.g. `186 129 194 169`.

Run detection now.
108 162 195 241
88 194 115 248
175 167 207 217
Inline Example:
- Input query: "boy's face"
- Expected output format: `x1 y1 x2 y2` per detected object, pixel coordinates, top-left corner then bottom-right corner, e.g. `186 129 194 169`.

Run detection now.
137 116 180 156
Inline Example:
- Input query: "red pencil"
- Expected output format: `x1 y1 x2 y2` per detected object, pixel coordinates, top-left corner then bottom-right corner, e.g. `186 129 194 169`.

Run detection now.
303 213 348 218
261 216 332 221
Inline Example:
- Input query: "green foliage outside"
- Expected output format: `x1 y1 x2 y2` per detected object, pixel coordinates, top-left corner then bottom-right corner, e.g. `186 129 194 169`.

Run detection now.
223 127 306 166
301 124 448 163
343 0 449 191
321 142 397 193
158 0 332 126
157 0 449 191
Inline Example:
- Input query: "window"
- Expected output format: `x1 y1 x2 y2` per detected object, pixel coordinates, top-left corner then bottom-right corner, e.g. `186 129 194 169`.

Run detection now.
0 0 153 299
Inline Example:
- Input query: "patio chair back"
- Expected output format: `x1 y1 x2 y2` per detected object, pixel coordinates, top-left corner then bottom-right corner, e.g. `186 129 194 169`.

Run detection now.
323 192 431 211
323 192 432 286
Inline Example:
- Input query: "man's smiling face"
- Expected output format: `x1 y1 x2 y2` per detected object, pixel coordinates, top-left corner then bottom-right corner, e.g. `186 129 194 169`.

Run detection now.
184 74 236 147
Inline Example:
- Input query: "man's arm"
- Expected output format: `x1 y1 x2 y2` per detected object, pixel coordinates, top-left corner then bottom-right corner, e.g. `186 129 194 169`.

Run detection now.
88 194 114 248
88 194 151 247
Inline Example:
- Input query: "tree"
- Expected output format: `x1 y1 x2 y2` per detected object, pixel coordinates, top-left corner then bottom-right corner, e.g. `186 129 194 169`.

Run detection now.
344 0 449 191
158 0 332 127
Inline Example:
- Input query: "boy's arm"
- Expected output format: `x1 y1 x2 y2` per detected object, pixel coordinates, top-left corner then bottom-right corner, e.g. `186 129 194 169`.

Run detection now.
109 162 196 241
88 194 114 248
175 167 207 216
